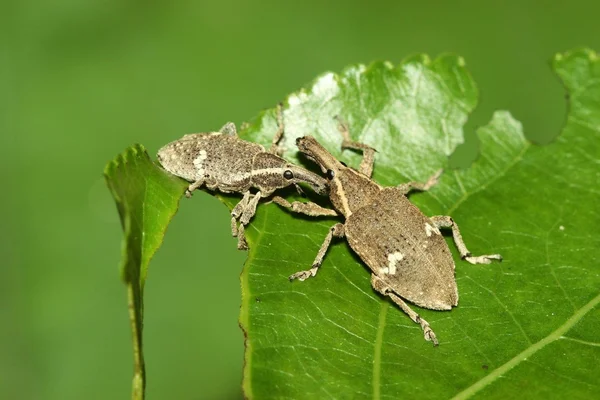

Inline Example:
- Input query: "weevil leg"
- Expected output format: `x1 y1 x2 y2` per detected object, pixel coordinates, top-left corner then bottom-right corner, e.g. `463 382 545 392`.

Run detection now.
185 179 206 198
231 192 252 224
231 217 239 238
371 275 439 346
271 196 339 217
289 223 345 281
240 191 262 226
293 183 305 197
269 103 285 156
231 192 252 237
219 122 238 135
233 191 256 251
335 116 376 178
236 191 276 250
236 224 248 250
429 216 503 264
397 169 443 196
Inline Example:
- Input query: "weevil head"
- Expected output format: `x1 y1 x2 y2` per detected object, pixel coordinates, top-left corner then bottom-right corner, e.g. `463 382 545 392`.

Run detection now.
251 152 329 196
295 136 344 175
296 136 380 217
295 136 354 213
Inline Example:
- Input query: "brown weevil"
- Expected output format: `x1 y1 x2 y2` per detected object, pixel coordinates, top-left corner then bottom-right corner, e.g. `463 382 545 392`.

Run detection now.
156 105 329 250
274 120 502 345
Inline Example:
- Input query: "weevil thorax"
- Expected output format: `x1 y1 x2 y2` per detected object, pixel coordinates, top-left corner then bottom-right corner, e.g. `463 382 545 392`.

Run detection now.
250 152 329 196
296 136 381 218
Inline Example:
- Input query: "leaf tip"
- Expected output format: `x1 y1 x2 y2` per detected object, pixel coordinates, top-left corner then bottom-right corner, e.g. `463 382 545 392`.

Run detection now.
104 143 150 179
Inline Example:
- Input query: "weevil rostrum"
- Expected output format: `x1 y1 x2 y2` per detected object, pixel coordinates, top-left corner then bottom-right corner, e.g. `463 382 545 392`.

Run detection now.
274 120 502 345
156 105 329 250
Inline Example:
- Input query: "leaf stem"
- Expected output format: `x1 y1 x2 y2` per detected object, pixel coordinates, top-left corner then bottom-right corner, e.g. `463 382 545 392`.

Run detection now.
129 285 145 400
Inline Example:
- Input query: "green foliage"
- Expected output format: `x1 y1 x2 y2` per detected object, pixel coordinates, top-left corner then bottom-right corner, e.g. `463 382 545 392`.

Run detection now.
106 49 599 399
104 144 187 400
237 49 600 398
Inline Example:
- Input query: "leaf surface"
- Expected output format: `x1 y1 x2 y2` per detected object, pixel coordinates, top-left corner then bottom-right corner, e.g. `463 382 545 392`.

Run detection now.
238 50 600 399
104 144 187 400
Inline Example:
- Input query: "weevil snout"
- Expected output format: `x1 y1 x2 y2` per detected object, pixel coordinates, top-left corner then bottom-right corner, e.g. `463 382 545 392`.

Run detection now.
252 152 329 196
296 136 344 176
279 160 329 195
290 167 329 195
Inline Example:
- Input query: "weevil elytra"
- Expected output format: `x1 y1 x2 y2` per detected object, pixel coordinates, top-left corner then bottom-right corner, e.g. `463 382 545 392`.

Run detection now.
156 105 329 250
274 120 502 345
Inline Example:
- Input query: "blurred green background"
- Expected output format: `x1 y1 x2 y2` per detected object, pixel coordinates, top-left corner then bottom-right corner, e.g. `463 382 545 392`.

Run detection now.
2 1 599 399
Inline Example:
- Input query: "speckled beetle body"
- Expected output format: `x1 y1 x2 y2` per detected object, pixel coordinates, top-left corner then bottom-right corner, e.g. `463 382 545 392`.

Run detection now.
275 120 502 345
157 106 329 250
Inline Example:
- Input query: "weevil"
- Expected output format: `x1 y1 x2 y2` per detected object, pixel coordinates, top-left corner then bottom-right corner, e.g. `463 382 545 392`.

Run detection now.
274 120 502 345
156 105 329 250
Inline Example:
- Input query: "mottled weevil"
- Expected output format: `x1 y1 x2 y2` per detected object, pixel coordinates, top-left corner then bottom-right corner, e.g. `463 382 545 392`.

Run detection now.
275 120 502 345
157 105 329 250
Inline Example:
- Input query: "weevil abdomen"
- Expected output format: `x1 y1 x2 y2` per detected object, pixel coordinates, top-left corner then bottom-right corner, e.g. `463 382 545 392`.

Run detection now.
157 134 263 192
344 187 458 310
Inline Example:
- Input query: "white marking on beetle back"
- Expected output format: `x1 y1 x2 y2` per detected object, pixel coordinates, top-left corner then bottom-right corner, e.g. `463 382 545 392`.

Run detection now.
425 222 440 237
386 252 404 275
251 167 285 176
193 149 208 178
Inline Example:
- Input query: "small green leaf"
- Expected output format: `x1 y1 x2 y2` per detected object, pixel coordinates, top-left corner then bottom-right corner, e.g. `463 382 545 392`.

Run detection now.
238 49 600 399
104 144 187 400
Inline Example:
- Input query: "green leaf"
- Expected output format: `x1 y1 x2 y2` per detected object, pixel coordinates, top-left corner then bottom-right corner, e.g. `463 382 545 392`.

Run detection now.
238 49 600 399
104 144 187 400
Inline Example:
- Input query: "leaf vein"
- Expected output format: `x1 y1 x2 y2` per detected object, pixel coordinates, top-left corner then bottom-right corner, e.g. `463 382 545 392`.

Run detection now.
465 276 533 345
372 303 388 400
451 292 600 399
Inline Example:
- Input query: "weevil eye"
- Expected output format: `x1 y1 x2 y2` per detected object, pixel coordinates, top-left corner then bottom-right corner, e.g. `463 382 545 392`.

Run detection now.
326 169 335 180
283 170 294 179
